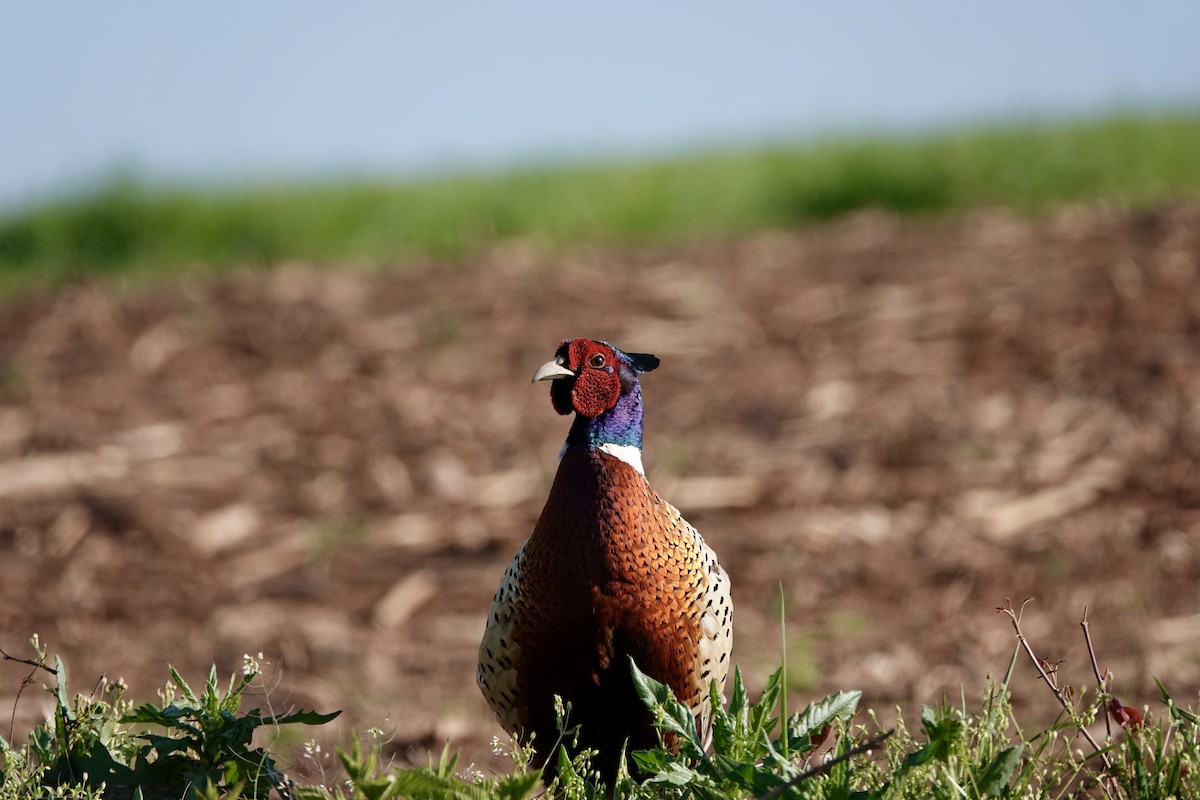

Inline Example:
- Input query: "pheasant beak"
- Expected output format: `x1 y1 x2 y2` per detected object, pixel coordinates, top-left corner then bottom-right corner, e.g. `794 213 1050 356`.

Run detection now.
532 360 575 383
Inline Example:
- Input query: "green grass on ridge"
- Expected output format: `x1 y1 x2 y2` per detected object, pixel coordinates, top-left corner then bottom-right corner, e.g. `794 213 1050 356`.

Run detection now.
1 113 1198 291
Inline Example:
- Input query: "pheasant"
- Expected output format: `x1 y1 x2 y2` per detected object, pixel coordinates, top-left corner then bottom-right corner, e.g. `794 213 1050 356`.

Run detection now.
477 338 733 779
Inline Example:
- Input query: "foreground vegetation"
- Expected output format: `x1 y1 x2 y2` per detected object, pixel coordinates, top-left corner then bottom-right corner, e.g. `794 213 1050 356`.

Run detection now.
0 112 1198 292
3 603 1198 798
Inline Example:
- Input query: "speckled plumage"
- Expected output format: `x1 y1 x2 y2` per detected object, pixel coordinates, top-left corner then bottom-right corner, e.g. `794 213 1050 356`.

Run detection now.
477 339 733 777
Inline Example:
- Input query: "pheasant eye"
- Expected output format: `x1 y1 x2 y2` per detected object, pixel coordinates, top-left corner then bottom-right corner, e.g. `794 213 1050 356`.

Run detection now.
589 353 606 368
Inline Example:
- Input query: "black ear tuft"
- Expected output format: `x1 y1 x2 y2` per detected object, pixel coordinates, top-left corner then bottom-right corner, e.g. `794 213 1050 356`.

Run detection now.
627 352 660 373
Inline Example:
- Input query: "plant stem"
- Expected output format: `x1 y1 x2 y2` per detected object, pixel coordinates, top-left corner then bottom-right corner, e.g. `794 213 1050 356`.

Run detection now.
779 583 789 758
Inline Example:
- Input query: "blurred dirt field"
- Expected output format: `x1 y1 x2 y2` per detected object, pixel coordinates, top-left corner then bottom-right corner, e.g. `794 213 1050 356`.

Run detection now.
1 204 1199 778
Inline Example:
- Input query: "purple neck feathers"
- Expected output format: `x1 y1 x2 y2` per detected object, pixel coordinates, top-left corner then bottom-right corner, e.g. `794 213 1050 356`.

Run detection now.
566 381 645 452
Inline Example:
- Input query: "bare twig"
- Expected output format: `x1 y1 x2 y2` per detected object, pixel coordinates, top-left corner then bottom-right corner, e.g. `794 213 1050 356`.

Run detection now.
1081 605 1112 740
0 646 56 675
1 645 56 744
760 730 894 800
996 599 1115 796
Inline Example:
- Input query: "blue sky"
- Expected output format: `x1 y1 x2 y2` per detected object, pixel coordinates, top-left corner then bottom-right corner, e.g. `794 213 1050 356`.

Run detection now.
3 2 1198 210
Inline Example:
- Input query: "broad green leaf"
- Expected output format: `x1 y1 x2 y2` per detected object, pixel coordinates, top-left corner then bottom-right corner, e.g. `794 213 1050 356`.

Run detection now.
781 689 862 754
713 752 791 795
1154 675 1200 725
494 769 542 800
757 733 800 782
747 667 782 750
378 768 445 800
125 704 202 736
643 760 702 787
221 672 256 713
203 664 221 715
57 737 134 787
266 708 342 727
921 706 964 756
337 738 376 781
137 734 195 758
631 748 671 774
728 665 749 724
629 657 703 752
976 744 1023 797
901 739 942 771
709 677 736 756
169 665 199 705
553 744 581 790
899 707 963 773
215 712 258 750
432 741 460 777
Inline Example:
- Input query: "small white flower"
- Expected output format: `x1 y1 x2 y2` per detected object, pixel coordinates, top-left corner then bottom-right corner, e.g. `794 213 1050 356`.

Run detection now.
242 652 261 676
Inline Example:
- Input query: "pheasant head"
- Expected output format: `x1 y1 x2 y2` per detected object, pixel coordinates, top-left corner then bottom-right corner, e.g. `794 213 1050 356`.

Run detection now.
532 338 660 465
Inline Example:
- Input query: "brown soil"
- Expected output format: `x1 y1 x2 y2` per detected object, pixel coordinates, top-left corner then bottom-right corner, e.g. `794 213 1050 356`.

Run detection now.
2 204 1199 781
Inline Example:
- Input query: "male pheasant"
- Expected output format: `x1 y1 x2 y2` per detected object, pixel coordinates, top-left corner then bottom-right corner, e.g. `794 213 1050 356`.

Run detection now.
477 338 733 778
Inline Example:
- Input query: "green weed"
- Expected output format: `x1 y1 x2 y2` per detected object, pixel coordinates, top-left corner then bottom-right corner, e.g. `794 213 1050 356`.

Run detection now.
4 601 1200 798
0 639 339 800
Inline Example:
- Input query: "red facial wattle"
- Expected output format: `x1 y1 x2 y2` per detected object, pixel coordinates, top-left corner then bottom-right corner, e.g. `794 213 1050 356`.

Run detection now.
567 342 620 418
548 339 622 418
